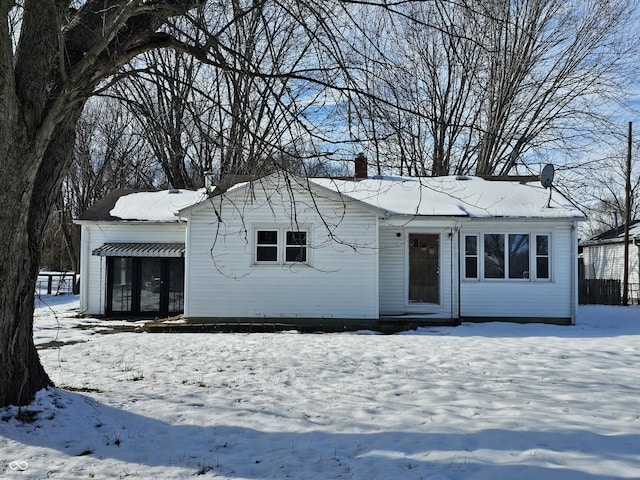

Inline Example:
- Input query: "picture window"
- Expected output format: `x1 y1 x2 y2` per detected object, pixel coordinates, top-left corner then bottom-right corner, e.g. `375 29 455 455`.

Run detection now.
466 232 551 282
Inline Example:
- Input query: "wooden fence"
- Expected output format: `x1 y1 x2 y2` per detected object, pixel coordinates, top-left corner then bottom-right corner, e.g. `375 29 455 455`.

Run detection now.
579 278 621 305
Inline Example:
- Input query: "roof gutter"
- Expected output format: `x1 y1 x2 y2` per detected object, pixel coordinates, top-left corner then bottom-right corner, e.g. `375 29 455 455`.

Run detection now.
581 235 640 247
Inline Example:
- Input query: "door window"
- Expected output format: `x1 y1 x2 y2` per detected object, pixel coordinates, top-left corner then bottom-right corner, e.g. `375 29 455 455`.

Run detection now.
408 233 439 304
107 257 184 316
139 258 162 313
110 257 133 313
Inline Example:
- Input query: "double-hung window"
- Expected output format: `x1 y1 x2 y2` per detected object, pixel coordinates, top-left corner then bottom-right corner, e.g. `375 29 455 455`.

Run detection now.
464 233 550 281
464 235 479 279
535 235 550 279
255 228 308 265
256 230 279 262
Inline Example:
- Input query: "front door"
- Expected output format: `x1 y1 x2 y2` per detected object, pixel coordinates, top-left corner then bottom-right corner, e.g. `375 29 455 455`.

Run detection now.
408 233 439 304
107 257 184 316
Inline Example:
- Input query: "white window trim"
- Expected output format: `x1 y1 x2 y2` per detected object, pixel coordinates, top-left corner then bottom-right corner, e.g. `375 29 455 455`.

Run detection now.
253 225 311 266
462 231 552 282
255 228 280 265
463 234 480 281
534 233 551 280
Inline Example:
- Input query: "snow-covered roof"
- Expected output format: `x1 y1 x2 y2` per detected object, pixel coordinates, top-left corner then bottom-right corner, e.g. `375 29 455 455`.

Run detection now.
310 176 584 219
109 189 205 222
582 220 640 245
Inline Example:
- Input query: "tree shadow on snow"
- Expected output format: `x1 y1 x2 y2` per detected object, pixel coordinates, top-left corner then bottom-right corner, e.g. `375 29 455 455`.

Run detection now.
2 388 638 479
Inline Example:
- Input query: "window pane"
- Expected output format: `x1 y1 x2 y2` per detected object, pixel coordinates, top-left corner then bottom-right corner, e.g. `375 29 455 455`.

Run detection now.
286 246 307 262
509 234 530 279
536 235 549 255
465 257 478 279
110 257 132 312
537 257 549 279
257 230 277 245
465 236 477 255
285 231 307 262
484 234 505 278
257 246 277 262
286 231 306 245
140 258 162 312
168 258 184 313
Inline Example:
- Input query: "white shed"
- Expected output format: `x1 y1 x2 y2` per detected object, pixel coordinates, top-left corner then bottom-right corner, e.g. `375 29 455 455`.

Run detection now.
580 221 640 303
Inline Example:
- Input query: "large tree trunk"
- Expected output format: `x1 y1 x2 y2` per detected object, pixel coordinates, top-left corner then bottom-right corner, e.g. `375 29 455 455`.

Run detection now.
0 106 81 406
0 0 205 408
0 216 52 406
0 142 53 406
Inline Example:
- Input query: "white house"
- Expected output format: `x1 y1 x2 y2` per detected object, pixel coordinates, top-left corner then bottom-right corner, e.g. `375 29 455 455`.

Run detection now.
180 174 584 326
580 220 640 303
76 173 585 327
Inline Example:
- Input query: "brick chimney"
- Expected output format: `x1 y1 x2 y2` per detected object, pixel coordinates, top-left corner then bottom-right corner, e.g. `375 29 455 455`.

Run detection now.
354 153 368 179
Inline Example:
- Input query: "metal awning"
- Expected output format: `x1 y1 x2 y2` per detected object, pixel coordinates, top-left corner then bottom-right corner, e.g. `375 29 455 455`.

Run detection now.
92 242 185 258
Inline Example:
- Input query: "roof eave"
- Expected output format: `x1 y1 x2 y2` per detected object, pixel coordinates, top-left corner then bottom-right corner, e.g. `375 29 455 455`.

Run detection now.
73 218 183 225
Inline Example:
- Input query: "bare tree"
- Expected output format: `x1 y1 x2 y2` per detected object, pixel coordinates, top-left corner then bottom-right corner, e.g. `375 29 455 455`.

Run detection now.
581 145 640 237
66 99 159 215
4 0 635 408
350 0 638 176
0 0 210 407
43 99 160 272
0 0 401 408
112 48 202 189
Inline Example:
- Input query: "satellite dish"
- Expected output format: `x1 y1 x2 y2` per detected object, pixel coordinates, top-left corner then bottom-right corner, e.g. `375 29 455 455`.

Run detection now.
541 164 555 189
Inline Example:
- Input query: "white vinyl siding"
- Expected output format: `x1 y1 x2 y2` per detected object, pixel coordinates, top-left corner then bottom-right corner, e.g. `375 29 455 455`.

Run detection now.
378 222 456 319
582 242 639 282
184 182 379 319
460 222 574 319
79 222 186 315
582 242 640 302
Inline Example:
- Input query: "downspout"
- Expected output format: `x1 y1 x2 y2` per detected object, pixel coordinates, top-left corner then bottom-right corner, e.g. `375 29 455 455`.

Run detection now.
182 212 191 319
99 249 105 316
455 221 462 322
374 215 380 321
571 221 578 325
79 224 90 313
635 236 640 303
450 225 454 321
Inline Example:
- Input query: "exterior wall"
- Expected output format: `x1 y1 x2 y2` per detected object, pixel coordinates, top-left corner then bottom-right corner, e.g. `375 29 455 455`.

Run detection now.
582 241 640 301
378 219 458 319
183 183 379 320
79 222 186 315
459 220 576 322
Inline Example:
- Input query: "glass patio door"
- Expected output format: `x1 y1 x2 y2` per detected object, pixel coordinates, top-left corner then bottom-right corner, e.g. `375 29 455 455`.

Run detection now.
107 257 184 316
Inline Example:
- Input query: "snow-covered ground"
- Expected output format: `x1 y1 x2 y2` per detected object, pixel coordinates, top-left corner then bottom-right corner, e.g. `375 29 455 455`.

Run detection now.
2 295 640 479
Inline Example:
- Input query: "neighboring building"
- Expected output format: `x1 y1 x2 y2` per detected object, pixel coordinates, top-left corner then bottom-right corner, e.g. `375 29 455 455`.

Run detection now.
580 220 640 304
76 173 585 327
